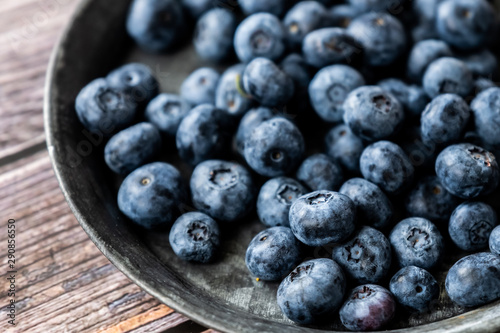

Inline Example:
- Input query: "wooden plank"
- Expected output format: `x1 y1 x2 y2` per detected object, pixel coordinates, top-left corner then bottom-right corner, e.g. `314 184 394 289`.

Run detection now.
0 151 193 332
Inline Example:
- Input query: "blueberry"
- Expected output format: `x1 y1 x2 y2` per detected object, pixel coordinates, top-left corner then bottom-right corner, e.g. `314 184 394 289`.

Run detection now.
244 118 305 177
449 202 498 251
238 0 287 17
411 22 439 44
332 226 392 284
126 0 185 52
435 143 499 199
302 28 362 69
181 0 213 19
190 160 255 222
407 39 453 84
280 53 312 90
257 177 307 228
389 266 440 312
145 93 191 136
344 86 405 142
277 258 346 324
360 141 415 195
399 125 438 170
235 107 278 155
347 12 406 67
106 63 159 107
420 94 471 145
283 1 331 49
474 78 497 94
329 4 360 28
169 212 220 263
309 65 365 123
180 67 220 106
471 87 500 151
215 64 254 117
446 252 500 307
242 58 295 107
245 226 302 281
422 57 474 98
436 0 496 51
489 225 500 256
104 122 161 175
289 191 356 246
117 162 188 229
339 284 396 331
340 178 393 230
194 8 236 63
234 13 286 63
378 78 430 118
389 217 444 270
176 104 233 166
348 0 400 12
75 78 137 134
405 176 460 223
459 49 498 78
296 154 344 191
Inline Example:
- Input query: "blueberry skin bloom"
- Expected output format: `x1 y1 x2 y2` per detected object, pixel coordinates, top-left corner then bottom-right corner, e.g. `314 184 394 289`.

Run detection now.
283 1 331 49
215 64 253 118
449 202 498 251
347 12 406 67
242 58 295 107
389 217 444 270
145 94 190 136
389 266 439 312
180 68 220 107
169 212 220 263
407 39 453 84
235 107 278 155
190 160 255 222
405 176 460 223
277 259 346 325
378 78 430 118
245 227 302 281
244 118 305 177
104 122 161 175
176 104 232 166
446 252 500 307
343 86 405 142
75 78 137 134
360 141 415 195
489 225 500 256
106 63 159 107
126 0 184 52
289 191 356 246
302 28 361 69
296 154 344 191
340 178 393 230
194 8 236 63
309 65 365 123
422 57 474 98
257 177 307 228
420 94 470 145
471 88 500 151
118 162 188 229
325 124 364 173
340 284 396 332
239 0 286 17
435 143 499 199
436 0 496 51
234 13 286 63
332 226 392 284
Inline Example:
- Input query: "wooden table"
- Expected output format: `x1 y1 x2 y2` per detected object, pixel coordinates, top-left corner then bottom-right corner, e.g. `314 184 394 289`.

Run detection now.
0 2 217 332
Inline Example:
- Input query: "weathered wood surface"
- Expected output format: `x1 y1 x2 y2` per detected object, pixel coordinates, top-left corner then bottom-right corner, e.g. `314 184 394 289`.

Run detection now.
0 1 217 332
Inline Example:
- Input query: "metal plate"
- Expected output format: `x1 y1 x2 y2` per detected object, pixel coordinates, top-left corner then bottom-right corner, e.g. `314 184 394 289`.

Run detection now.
44 0 500 332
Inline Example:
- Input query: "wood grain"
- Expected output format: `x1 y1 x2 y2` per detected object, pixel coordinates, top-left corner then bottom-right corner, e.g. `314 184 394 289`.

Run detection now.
0 1 218 332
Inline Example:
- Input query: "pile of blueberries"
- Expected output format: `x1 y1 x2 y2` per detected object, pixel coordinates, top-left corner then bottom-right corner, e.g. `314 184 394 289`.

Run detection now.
75 0 500 330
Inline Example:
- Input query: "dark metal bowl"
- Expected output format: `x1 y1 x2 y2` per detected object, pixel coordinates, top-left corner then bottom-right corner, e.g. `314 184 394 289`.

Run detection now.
44 0 500 332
